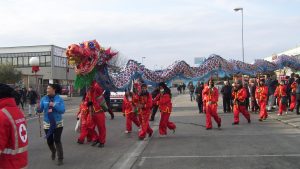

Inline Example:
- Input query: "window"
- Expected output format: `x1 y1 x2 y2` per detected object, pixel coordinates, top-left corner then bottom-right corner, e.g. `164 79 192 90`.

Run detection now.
46 56 51 66
39 56 45 66
23 57 29 66
18 57 23 66
13 57 18 66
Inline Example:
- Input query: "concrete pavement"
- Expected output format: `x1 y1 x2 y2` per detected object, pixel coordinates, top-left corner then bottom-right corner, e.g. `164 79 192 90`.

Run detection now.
27 93 300 169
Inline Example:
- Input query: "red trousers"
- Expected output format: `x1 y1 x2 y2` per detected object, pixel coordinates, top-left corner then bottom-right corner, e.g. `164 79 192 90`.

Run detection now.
290 95 296 111
138 113 153 139
233 105 250 123
278 98 286 114
93 113 106 144
258 100 268 119
206 103 221 129
159 112 176 135
126 112 140 132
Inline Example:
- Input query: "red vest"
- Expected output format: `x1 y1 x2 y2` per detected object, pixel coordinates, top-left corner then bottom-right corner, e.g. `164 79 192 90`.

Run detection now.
0 98 28 169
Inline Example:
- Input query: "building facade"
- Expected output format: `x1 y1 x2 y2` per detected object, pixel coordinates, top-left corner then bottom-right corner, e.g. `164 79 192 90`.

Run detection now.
0 45 75 95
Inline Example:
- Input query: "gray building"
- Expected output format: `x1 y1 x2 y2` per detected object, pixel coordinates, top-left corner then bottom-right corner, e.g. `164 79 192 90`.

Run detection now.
0 45 75 94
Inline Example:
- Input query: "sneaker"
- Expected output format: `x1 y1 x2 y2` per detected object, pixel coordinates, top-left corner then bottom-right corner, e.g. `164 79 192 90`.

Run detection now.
232 122 239 125
285 112 288 115
125 130 131 134
277 113 282 116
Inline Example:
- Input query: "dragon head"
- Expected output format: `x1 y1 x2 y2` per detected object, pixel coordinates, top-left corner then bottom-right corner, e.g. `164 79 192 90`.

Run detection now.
66 40 118 75
66 40 100 75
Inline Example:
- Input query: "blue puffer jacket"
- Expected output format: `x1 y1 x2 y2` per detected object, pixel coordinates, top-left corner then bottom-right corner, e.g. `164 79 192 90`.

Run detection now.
38 95 65 124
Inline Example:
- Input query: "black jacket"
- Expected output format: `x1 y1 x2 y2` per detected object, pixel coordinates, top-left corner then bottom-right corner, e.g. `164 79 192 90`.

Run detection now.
221 85 232 98
195 85 204 101
27 90 38 105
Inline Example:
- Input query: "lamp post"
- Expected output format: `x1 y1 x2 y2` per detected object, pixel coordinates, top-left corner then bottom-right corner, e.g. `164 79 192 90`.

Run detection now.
234 7 244 63
142 57 146 65
29 56 42 137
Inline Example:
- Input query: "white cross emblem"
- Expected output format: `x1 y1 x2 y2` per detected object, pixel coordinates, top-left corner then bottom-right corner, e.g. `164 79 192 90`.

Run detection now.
19 124 28 143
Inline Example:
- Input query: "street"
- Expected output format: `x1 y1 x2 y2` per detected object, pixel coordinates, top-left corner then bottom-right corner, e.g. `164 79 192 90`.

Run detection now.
27 93 300 169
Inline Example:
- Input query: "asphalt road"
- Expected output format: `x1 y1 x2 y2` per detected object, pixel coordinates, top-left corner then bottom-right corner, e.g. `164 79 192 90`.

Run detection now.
27 93 300 169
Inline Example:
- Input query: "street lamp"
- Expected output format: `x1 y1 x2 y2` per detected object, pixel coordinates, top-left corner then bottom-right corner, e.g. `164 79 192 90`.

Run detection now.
234 7 244 63
142 57 146 65
29 57 40 93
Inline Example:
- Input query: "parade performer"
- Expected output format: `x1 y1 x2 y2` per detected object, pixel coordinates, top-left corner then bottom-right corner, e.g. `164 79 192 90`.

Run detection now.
0 84 28 169
138 84 153 140
86 81 106 148
290 80 297 112
232 80 251 125
154 82 176 136
255 79 269 121
37 84 65 166
202 80 221 129
132 83 142 124
274 80 288 116
122 91 140 133
202 83 209 114
77 94 98 144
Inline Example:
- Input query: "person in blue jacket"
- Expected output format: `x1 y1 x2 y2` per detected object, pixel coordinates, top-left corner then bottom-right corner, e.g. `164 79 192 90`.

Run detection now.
37 84 65 166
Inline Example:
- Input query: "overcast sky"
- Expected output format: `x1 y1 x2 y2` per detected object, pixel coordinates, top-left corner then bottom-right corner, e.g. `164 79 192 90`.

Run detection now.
0 0 299 69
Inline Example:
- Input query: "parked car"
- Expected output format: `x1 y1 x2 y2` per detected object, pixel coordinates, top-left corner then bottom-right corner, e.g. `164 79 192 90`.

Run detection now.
110 91 125 111
61 85 69 95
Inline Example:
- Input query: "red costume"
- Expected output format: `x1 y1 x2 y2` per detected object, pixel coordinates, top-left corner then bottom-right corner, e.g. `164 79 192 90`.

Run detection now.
122 96 140 132
155 93 176 135
255 85 268 120
77 101 97 143
86 81 106 145
290 81 297 111
232 88 251 124
202 87 221 129
274 84 287 115
0 98 28 169
138 93 153 139
202 84 208 113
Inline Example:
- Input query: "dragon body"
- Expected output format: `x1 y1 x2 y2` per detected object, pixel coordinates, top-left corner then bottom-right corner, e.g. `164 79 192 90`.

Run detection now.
66 40 300 91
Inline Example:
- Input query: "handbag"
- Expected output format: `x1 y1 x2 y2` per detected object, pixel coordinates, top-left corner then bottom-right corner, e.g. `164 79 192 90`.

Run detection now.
75 119 81 133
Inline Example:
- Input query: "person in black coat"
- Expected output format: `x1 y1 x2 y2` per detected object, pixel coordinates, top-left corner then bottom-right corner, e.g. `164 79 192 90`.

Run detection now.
27 87 38 116
150 87 160 121
104 90 114 120
221 81 232 113
195 81 204 113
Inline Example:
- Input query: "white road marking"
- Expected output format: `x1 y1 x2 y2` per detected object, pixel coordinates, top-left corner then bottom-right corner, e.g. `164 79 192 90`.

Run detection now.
141 154 300 159
110 125 159 169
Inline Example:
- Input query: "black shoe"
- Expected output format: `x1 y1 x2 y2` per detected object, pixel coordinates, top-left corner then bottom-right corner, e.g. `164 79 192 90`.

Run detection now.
148 132 153 138
91 141 99 146
98 143 104 148
248 119 251 123
172 129 176 133
57 159 63 166
218 123 221 128
139 137 144 140
206 128 212 130
232 122 239 125
110 113 115 120
258 119 263 122
150 118 154 121
77 140 84 144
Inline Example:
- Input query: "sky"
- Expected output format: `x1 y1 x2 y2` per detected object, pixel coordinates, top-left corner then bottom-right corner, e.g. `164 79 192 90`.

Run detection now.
0 0 300 69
